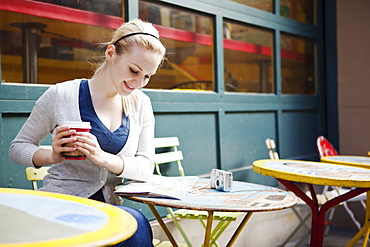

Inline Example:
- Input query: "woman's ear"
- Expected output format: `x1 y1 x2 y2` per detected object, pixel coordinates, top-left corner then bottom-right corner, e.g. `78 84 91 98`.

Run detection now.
106 45 116 61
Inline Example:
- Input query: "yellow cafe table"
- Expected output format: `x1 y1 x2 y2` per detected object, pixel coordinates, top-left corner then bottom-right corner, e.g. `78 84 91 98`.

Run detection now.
321 155 370 247
253 159 370 247
0 188 137 247
321 155 370 169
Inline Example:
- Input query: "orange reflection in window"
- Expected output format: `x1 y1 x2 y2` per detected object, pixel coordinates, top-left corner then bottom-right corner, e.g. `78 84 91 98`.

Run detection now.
281 33 316 95
223 21 274 93
139 1 214 91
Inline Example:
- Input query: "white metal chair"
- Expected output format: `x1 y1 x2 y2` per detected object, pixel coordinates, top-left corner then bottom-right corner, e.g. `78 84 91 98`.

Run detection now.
317 136 366 231
154 137 243 247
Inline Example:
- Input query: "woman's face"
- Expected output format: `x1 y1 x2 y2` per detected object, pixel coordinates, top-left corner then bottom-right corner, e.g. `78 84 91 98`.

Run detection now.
107 45 162 96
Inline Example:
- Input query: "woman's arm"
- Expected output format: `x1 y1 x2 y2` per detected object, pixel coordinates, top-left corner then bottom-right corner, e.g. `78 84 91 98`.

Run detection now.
118 93 155 181
9 86 58 167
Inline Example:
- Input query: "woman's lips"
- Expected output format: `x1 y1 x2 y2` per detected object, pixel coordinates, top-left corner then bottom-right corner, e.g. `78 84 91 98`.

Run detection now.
124 81 135 90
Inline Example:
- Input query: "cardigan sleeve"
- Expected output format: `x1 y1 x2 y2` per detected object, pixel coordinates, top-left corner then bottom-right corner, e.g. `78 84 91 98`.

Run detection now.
118 91 155 181
9 85 59 167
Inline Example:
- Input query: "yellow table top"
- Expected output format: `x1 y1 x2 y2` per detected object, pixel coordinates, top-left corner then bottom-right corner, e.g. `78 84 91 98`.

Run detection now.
0 188 137 247
253 159 370 188
321 155 370 169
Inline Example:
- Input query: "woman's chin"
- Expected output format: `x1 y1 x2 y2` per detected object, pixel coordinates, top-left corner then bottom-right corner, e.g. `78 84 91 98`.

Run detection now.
120 89 134 96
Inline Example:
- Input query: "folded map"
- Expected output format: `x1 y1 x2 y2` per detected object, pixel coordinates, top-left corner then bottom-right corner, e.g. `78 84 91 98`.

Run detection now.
115 175 199 200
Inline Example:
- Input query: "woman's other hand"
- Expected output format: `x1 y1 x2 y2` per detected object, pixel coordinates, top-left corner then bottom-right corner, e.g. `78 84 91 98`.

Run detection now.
74 132 124 175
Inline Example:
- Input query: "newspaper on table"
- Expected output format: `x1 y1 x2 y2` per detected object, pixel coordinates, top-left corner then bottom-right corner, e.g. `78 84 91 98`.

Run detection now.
115 175 199 200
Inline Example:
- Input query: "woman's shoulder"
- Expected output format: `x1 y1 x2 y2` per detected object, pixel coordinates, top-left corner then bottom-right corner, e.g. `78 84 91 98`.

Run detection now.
38 79 84 105
43 79 83 93
56 79 85 89
50 79 85 98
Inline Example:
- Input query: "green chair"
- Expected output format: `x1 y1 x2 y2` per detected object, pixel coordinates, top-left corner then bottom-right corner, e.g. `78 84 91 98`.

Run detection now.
154 137 243 247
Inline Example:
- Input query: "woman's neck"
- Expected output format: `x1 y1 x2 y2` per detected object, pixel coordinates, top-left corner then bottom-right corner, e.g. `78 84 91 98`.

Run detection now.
88 76 124 132
89 73 119 101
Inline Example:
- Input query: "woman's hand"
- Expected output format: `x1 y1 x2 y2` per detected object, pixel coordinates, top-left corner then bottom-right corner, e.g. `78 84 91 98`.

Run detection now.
73 131 105 165
32 125 77 166
74 132 124 175
50 125 78 164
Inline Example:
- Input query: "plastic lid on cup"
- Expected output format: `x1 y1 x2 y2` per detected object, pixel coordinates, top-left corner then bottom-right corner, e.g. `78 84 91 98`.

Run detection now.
62 121 91 129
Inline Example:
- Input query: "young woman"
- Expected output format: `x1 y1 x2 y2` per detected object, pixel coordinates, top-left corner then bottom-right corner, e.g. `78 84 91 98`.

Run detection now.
9 19 166 246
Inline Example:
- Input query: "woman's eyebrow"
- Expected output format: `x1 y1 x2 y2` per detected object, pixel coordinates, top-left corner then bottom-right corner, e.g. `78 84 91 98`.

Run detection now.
132 63 142 71
132 63 156 76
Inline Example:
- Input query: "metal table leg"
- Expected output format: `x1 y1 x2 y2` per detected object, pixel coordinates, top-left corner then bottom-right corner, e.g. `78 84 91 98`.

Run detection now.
346 191 370 247
226 212 253 247
148 204 178 247
203 211 214 247
278 179 369 247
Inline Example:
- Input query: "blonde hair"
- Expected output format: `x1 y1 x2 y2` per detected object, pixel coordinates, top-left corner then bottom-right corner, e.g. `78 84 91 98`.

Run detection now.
93 19 166 116
94 19 166 77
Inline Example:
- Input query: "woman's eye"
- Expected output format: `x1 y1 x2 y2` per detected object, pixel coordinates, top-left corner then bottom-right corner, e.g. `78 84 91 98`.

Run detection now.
145 75 151 79
130 68 138 74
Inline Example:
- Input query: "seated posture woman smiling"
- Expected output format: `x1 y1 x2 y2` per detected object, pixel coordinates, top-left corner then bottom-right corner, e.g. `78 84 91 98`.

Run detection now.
9 19 166 247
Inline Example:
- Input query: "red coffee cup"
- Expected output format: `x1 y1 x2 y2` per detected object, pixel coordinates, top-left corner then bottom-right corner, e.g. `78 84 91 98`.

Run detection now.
61 121 91 160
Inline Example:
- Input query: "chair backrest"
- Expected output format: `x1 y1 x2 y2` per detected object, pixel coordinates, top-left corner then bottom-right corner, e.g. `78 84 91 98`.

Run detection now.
265 138 279 160
25 145 52 190
26 166 50 190
154 137 185 176
316 136 338 157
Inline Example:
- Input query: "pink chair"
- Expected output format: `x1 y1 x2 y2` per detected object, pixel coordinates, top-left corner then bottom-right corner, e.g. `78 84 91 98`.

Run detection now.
317 136 366 232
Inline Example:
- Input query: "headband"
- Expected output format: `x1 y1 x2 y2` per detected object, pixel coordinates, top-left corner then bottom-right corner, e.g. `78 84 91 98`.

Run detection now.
113 32 159 46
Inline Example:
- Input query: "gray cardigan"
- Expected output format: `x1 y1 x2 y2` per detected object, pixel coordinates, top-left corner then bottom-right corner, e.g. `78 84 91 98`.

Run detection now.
9 79 155 205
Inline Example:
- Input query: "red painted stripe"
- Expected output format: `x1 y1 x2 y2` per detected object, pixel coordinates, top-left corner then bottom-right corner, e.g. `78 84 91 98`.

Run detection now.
1 0 308 61
157 26 307 61
281 49 310 62
224 39 272 56
155 25 212 46
0 0 123 29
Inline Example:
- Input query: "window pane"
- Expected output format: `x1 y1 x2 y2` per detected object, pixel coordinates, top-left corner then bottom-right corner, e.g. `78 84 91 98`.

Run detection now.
139 1 214 91
223 21 274 93
34 0 123 17
229 0 273 12
1 1 122 84
281 33 316 95
280 0 315 25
